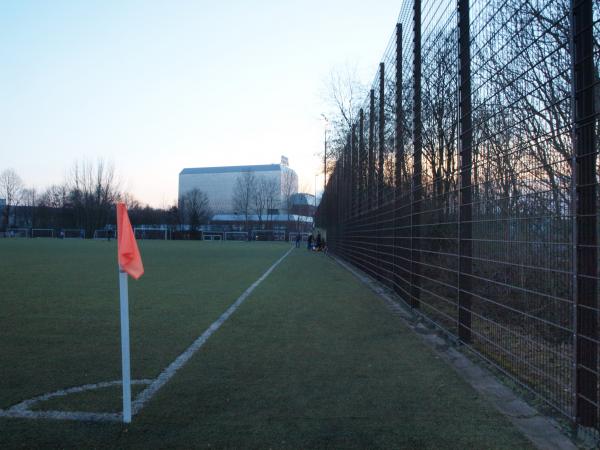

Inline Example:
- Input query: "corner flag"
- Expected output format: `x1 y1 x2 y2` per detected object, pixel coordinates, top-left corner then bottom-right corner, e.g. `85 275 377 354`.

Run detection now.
117 203 144 279
116 202 143 423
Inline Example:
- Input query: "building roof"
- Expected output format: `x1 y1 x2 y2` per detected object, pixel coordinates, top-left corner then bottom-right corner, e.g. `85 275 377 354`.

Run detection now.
180 164 281 175
290 193 315 206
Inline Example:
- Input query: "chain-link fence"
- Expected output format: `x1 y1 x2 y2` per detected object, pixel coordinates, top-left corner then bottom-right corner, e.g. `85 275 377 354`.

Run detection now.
316 0 600 432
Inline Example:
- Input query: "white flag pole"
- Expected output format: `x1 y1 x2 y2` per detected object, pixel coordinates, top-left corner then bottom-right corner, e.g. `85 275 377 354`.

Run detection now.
119 269 132 423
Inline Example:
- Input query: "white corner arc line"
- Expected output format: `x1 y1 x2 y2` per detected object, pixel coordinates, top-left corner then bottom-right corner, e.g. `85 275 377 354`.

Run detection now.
9 379 153 413
0 409 122 423
131 247 293 415
0 379 153 422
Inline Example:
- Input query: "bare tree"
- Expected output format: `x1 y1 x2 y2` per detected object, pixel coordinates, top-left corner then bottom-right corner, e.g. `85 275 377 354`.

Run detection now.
321 63 367 167
166 202 184 230
67 159 121 237
39 184 69 209
36 184 71 229
252 176 277 224
253 177 265 226
281 168 298 221
262 178 280 226
180 188 211 231
421 27 458 217
20 188 37 227
0 169 24 230
232 171 256 230
120 192 141 210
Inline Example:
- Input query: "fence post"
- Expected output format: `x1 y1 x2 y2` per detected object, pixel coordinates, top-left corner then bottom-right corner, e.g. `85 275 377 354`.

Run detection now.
346 136 351 221
337 162 342 252
377 62 386 280
457 0 472 343
368 89 375 211
334 163 339 251
394 23 403 296
395 24 403 194
340 148 344 224
351 124 357 217
359 108 365 214
378 63 386 207
410 0 422 309
571 0 598 428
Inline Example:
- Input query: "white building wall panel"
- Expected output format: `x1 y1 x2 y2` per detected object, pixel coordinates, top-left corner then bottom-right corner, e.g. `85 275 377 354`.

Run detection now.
179 168 285 214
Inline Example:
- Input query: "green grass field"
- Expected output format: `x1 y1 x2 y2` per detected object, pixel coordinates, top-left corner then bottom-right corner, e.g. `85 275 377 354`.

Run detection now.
0 239 533 449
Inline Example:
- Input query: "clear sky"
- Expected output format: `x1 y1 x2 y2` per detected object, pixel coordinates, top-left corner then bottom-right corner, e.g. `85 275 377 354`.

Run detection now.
0 0 401 207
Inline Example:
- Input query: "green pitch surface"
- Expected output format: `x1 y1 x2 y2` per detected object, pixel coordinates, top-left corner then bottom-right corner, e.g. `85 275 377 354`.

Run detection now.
0 239 533 449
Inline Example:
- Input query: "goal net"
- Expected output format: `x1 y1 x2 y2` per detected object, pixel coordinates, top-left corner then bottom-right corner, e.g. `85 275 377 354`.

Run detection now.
64 229 85 239
8 228 30 238
252 230 286 241
93 229 116 240
288 232 310 242
224 231 249 241
31 228 54 238
203 233 223 241
134 228 168 240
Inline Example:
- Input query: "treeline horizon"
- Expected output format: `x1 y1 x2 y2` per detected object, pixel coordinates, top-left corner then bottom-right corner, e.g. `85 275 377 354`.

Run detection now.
0 160 200 238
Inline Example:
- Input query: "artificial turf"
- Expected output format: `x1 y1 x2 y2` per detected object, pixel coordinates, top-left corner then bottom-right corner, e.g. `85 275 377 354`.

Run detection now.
0 239 533 448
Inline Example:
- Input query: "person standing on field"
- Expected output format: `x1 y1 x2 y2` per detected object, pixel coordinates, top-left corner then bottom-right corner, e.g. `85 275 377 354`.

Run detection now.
307 234 313 250
295 233 301 248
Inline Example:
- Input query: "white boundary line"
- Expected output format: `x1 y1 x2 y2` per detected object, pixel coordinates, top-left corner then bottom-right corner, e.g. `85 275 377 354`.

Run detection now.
131 246 293 415
0 247 293 423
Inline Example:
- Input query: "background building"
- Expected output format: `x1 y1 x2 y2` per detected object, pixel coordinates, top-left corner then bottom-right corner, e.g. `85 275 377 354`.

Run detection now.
179 157 298 215
289 193 316 217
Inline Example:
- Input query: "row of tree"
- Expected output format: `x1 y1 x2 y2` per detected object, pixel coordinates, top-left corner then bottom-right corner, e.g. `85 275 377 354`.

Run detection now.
1 162 306 237
321 0 599 221
0 161 209 238
230 169 298 230
317 0 600 333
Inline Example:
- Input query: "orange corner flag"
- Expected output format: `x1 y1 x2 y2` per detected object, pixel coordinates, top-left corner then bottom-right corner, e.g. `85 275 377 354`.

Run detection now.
117 202 144 279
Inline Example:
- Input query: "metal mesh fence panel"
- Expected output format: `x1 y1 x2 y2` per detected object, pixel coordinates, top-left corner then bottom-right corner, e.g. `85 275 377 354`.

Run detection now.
317 0 600 433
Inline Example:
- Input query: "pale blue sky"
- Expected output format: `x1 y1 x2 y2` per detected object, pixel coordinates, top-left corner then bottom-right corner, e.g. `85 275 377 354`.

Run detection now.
0 0 401 207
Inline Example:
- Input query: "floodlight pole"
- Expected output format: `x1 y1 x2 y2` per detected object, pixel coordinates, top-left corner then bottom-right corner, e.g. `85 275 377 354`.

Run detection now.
119 269 132 423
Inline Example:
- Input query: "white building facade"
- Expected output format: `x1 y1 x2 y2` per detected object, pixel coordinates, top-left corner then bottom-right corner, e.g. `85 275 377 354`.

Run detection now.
178 159 298 215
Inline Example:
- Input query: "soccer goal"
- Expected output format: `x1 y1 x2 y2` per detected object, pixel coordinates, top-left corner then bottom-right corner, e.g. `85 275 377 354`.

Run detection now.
224 231 249 241
93 229 116 240
203 233 223 241
288 232 310 243
134 228 168 240
64 229 85 239
252 230 286 241
8 228 30 238
31 228 54 238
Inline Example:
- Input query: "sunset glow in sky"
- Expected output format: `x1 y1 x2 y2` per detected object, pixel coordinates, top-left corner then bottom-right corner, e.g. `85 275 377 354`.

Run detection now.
1 0 402 207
